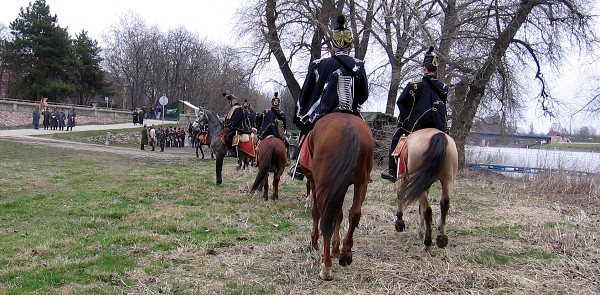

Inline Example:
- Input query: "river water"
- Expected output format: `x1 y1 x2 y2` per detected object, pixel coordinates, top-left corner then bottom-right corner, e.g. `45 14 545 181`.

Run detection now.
465 145 600 174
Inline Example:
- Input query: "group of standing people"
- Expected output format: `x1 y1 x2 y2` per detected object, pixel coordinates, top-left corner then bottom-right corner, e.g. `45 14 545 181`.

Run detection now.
140 124 187 152
33 106 76 131
132 105 163 124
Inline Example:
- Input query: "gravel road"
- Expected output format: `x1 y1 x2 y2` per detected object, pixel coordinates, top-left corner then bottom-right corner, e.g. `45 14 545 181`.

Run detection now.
0 119 202 163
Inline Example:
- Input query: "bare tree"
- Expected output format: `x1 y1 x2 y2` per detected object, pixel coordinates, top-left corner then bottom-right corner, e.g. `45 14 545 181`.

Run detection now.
441 0 598 167
101 12 257 114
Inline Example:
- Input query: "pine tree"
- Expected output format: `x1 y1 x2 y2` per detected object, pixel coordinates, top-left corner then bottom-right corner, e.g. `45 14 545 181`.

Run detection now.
0 0 77 101
73 30 111 106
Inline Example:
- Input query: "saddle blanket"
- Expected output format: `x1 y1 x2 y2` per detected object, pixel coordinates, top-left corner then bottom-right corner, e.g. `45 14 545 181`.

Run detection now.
392 136 408 177
299 132 313 170
199 134 209 145
220 132 256 158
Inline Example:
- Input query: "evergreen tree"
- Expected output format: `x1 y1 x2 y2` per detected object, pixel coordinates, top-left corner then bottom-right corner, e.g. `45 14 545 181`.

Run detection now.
73 30 111 106
0 0 77 101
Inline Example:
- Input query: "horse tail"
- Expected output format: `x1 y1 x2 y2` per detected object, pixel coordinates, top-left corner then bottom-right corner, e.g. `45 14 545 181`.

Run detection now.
403 132 447 206
251 142 273 191
320 125 360 238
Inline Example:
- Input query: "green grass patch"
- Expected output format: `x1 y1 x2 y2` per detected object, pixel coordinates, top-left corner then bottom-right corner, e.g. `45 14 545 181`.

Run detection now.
475 250 510 265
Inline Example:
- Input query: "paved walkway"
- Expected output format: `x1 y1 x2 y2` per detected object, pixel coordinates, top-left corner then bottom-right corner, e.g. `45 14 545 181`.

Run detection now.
0 120 204 162
0 119 165 138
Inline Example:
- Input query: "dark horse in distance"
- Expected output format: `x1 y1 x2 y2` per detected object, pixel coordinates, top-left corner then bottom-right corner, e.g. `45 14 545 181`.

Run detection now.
250 137 288 201
188 123 213 159
394 128 458 251
302 112 374 280
192 107 254 184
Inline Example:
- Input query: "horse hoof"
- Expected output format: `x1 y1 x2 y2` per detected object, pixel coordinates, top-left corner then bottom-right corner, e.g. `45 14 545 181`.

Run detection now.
424 237 432 247
395 220 405 232
319 264 333 281
339 252 353 266
436 234 448 248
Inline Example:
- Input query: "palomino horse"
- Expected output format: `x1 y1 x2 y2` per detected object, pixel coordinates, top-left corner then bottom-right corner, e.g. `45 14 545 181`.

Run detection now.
394 128 458 251
250 137 288 201
303 112 374 281
191 107 254 184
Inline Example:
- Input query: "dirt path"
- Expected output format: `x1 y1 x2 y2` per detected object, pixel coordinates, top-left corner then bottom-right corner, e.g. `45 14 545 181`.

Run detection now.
0 120 201 163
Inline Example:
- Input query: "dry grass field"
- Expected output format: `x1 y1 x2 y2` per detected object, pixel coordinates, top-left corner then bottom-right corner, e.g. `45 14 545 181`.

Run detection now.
0 133 599 294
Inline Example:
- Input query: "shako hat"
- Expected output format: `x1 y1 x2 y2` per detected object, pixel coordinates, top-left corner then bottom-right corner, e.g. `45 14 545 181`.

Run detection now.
222 92 236 101
423 46 439 68
331 15 353 49
271 92 281 107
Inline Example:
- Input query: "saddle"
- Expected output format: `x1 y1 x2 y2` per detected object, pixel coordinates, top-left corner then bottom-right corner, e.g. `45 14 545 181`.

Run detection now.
392 136 408 177
220 131 256 158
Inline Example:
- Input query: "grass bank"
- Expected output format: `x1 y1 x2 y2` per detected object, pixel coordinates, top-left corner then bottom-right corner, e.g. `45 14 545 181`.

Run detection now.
0 140 598 294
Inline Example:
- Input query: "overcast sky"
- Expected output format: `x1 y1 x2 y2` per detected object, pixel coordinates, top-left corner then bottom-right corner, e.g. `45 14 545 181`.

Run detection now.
0 0 243 45
1 0 598 134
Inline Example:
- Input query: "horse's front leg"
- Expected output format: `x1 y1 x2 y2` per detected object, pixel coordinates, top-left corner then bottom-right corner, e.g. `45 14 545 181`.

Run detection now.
199 146 204 159
395 179 408 232
215 155 224 185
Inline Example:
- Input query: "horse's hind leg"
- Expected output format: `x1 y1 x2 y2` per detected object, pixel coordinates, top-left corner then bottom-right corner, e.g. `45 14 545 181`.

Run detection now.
262 174 269 201
273 168 284 200
331 211 343 259
395 179 408 232
310 193 320 250
340 181 367 266
436 180 452 248
418 193 433 251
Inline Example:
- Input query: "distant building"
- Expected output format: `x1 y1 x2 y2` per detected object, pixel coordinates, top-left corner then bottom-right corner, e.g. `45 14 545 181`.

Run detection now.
546 131 563 144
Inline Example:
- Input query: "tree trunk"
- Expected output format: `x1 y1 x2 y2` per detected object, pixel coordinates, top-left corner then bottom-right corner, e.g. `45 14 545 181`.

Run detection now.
265 0 301 101
449 0 536 169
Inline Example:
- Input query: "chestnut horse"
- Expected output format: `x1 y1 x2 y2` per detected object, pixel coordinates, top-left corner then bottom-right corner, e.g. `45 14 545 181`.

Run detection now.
394 128 458 251
250 136 288 201
304 112 374 280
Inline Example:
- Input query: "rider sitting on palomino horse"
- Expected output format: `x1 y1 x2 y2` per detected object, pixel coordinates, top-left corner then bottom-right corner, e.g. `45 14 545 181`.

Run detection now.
380 46 449 182
257 92 288 147
291 14 369 180
223 92 252 157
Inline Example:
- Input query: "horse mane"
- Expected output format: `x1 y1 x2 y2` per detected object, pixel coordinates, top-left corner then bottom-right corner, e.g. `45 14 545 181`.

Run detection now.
200 108 223 134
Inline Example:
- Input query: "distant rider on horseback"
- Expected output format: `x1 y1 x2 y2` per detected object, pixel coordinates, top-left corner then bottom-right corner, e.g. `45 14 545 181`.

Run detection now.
381 46 449 182
291 14 369 180
257 92 287 141
223 92 251 157
257 92 289 155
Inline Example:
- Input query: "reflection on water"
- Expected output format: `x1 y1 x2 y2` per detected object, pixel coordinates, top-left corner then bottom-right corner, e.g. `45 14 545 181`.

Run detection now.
465 145 600 173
